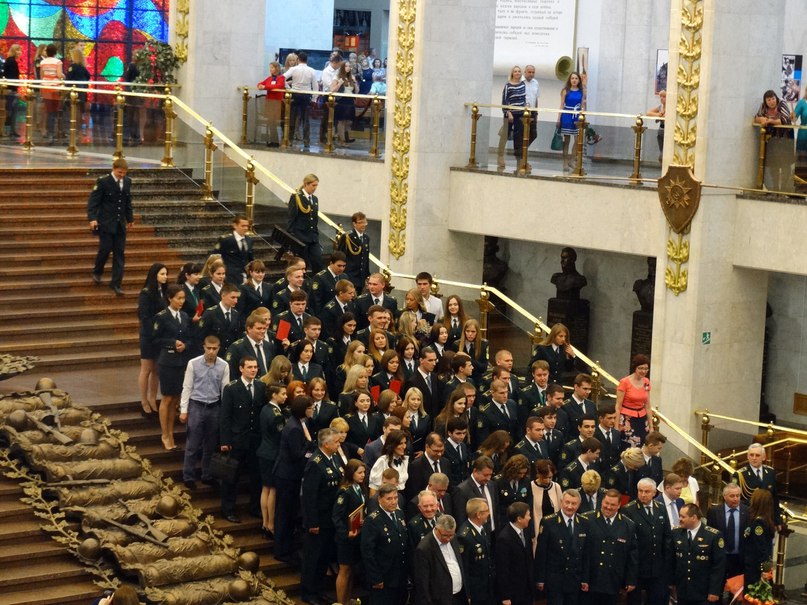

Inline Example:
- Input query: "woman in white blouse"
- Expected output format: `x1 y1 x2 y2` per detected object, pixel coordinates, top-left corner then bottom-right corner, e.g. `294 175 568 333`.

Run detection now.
368 429 409 494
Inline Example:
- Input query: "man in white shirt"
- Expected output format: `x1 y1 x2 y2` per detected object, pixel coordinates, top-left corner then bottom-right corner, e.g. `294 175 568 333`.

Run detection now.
656 472 684 529
522 64 539 149
283 51 316 149
318 51 343 143
416 271 444 321
414 514 467 605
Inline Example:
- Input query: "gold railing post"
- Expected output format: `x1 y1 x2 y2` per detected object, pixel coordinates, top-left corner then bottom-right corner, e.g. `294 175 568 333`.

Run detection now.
590 364 608 405
699 410 712 466
773 524 793 600
766 422 775 467
325 94 335 153
66 87 79 157
161 96 175 167
475 286 495 341
756 126 768 189
783 448 791 495
281 91 292 150
466 103 480 168
574 113 588 176
710 460 723 507
240 87 249 145
244 159 259 232
630 115 646 183
22 88 35 151
518 109 531 175
202 124 217 202
0 82 7 137
370 96 381 159
113 88 125 159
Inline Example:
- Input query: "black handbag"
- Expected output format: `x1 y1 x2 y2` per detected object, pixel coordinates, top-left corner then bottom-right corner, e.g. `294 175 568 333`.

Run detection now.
209 452 239 482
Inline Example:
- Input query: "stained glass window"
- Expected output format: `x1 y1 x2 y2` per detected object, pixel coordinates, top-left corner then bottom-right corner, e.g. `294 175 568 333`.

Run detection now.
0 0 170 81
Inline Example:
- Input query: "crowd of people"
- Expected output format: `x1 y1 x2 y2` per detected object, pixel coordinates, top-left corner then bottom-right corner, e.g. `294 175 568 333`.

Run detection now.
125 216 780 605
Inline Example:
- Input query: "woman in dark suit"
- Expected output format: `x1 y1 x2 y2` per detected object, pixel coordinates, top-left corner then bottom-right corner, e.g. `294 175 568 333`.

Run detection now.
177 262 203 355
137 262 167 416
333 458 367 605
442 294 469 348
743 488 776 590
290 339 324 383
344 389 381 455
330 417 362 468
370 350 403 393
200 259 227 309
273 395 314 562
452 319 489 385
401 387 431 453
328 312 358 374
257 384 288 538
529 323 576 386
151 285 190 452
238 260 273 323
494 454 531 531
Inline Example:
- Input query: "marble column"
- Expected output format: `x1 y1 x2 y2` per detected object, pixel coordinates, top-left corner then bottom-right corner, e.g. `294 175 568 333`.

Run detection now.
651 0 784 447
178 0 267 138
382 0 495 282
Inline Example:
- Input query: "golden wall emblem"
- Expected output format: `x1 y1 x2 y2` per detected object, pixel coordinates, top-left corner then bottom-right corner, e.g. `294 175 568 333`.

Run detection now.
658 165 701 234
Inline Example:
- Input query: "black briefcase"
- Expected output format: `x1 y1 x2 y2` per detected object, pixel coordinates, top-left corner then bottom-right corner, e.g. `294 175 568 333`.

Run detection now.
209 452 239 482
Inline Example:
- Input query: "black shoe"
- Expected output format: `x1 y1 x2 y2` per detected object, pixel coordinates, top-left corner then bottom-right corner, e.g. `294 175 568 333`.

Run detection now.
224 513 241 523
91 273 102 284
345 138 356 143
261 527 274 540
267 142 280 148
183 480 197 490
110 285 124 296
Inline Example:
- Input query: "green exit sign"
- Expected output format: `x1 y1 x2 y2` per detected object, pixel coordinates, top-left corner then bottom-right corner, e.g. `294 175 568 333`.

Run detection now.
702 332 711 345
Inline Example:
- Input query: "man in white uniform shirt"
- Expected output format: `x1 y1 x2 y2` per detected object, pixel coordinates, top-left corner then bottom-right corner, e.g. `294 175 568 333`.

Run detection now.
283 50 316 150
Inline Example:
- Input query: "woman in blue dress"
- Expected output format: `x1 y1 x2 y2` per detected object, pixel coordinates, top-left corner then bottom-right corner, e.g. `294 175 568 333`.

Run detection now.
557 72 585 172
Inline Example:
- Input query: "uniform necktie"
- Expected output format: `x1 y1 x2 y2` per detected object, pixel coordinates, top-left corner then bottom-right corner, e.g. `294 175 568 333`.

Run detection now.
255 342 265 374
568 518 574 536
301 364 308 380
117 178 123 190
296 316 303 331
456 443 464 461
511 480 517 492
313 402 320 418
688 530 694 544
428 518 435 528
452 318 458 328
607 429 613 446
756 468 763 481
519 530 525 547
500 404 510 419
239 238 246 252
256 285 262 297
645 505 652 517
539 390 546 404
425 373 432 392
361 415 367 429
411 414 417 429
374 297 380 305
246 382 253 399
726 508 736 552
534 441 541 455
545 431 552 444
437 499 444 513
606 517 612 526
225 311 231 323
670 502 679 527
433 460 439 474
173 311 180 322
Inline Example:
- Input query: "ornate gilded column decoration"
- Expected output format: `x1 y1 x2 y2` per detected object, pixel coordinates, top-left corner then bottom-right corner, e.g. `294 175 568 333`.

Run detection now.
175 0 190 64
661 0 703 295
388 0 417 259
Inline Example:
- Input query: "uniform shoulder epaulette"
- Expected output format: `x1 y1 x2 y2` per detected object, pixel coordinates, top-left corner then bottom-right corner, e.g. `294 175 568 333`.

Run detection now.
565 460 580 471
622 500 637 510
514 440 527 450
459 525 471 537
609 462 621 473
312 453 323 463
231 337 246 346
544 512 560 522
324 300 336 310
581 510 595 519
479 402 491 412
520 384 532 393
226 379 239 386
344 413 355 419
706 526 720 534
564 438 577 448
368 510 380 519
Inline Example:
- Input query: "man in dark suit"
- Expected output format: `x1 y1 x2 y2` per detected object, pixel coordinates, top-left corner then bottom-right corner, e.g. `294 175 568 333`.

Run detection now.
225 313 273 377
579 470 606 514
457 498 495 605
594 404 624 471
442 418 471 488
271 291 311 350
621 478 673 605
670 503 726 605
407 489 442 549
337 212 371 290
272 266 311 315
309 252 347 313
361 483 410 605
218 355 264 523
403 347 442 417
655 472 685 530
560 375 597 440
582 489 638 605
287 174 322 273
558 437 601 490
355 304 396 347
453 456 497 530
636 431 666 487
406 433 448 503
477 379 519 443
212 214 253 286
495 502 534 605
319 279 357 339
513 416 550 474
354 273 399 329
414 514 468 605
736 442 782 526
300 428 342 605
535 406 565 466
406 473 452 520
198 284 242 357
87 158 134 295
559 415 597 468
706 482 749 580
363 416 402 472
535 488 590 605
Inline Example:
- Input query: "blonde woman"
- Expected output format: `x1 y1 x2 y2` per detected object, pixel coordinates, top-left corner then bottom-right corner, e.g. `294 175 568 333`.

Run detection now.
4 44 22 137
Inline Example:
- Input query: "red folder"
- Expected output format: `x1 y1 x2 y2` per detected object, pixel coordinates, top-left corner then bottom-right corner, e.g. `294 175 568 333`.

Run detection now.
370 385 381 402
276 319 291 341
389 379 402 395
195 300 205 317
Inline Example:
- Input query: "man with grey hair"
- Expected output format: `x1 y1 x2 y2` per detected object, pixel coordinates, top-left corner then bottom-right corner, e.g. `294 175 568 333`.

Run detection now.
414 513 467 605
621 478 673 605
407 472 452 520
408 489 441 549
735 442 781 527
457 498 495 605
362 483 409 605
300 427 342 605
706 482 748 581
536 488 589 604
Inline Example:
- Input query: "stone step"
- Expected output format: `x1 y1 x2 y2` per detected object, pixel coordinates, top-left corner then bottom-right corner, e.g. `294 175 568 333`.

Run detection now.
0 317 140 338
0 259 186 279
0 559 97 591
2 582 100 605
0 332 140 355
0 247 206 270
34 349 140 371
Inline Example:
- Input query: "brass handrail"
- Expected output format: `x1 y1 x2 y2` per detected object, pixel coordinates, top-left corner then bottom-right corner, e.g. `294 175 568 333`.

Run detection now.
781 502 807 524
240 86 387 101
693 410 807 438
464 102 670 122
1 78 180 89
653 407 735 474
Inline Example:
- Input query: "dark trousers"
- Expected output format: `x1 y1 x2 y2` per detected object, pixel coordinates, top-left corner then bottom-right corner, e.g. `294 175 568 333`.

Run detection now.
725 553 743 580
93 227 127 287
6 92 18 134
290 98 310 146
220 445 260 516
628 577 669 605
182 400 220 482
274 474 303 557
511 112 525 160
300 527 335 597
369 585 407 605
587 593 618 605
546 588 581 605
528 116 537 148
300 241 323 274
